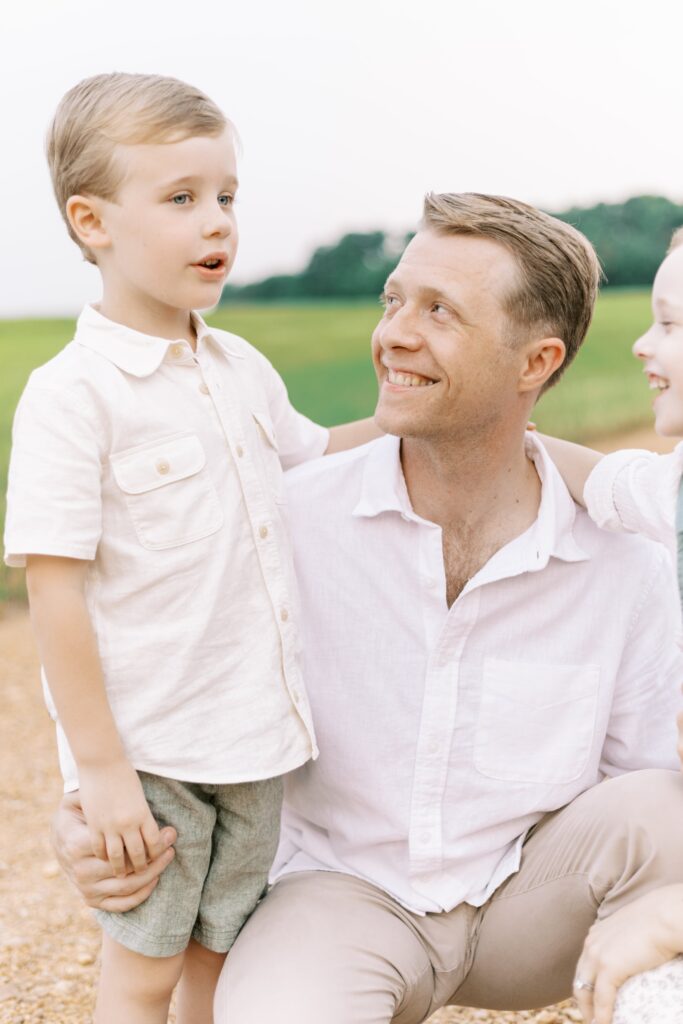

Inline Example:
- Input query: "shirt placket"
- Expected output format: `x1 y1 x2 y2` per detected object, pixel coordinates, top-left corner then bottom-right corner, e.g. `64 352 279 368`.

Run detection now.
408 521 481 882
193 344 315 740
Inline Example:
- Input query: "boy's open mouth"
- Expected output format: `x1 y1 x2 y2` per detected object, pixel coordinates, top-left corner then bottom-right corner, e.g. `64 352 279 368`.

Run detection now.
195 257 225 270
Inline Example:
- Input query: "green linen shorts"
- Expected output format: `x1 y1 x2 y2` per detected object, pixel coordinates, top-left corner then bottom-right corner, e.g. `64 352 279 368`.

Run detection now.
95 771 284 958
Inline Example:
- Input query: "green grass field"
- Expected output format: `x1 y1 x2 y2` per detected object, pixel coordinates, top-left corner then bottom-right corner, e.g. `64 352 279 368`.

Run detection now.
0 291 656 600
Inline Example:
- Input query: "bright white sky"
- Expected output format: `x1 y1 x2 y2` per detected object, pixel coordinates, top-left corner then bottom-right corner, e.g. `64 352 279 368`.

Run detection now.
2 0 682 316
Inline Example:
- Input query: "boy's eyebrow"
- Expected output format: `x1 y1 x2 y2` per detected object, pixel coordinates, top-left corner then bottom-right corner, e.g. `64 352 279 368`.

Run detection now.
159 174 239 190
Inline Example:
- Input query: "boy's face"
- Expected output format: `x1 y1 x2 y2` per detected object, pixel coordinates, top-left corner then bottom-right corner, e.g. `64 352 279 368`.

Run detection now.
633 246 683 437
96 128 238 328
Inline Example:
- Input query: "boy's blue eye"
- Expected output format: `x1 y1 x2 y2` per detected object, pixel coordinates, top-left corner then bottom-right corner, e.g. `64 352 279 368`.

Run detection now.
171 193 190 205
218 194 234 207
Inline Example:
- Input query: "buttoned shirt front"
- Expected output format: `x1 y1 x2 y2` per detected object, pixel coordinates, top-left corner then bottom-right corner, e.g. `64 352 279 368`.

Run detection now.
4 305 328 790
272 434 682 914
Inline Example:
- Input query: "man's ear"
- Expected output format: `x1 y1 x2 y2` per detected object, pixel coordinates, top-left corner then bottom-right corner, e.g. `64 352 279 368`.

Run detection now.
65 195 111 254
518 336 566 394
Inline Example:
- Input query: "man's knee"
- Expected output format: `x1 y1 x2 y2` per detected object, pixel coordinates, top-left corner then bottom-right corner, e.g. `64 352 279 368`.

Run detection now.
578 769 683 837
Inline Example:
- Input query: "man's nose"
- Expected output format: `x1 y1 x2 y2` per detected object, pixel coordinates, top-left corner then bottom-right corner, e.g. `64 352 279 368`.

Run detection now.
379 305 422 350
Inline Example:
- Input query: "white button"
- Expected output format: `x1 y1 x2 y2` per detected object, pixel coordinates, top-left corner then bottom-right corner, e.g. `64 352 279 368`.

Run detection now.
428 741 439 754
423 577 436 589
259 525 269 539
156 459 170 475
280 608 289 622
199 382 209 395
420 833 431 845
236 445 244 458
171 344 184 358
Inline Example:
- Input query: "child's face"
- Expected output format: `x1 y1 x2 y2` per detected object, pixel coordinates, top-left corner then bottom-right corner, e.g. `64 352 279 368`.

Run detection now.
96 128 238 328
633 245 683 437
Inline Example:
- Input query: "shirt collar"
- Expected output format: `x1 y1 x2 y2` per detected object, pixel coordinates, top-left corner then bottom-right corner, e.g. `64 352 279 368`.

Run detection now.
74 304 244 377
352 431 588 570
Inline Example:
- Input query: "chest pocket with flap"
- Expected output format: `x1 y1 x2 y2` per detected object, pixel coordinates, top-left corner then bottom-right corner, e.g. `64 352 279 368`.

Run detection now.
110 433 223 550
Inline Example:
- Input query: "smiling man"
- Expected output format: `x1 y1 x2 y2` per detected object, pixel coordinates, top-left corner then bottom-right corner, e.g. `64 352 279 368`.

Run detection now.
54 194 683 1023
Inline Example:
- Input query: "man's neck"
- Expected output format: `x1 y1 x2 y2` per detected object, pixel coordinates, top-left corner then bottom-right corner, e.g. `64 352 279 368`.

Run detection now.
401 425 542 605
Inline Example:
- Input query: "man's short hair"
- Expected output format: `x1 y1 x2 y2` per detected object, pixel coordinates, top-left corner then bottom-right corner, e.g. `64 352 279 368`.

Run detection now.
47 72 229 263
422 192 603 390
667 226 683 254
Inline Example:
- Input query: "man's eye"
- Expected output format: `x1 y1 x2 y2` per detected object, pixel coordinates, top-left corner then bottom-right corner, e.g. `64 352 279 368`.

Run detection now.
218 194 234 207
170 193 191 205
432 303 448 315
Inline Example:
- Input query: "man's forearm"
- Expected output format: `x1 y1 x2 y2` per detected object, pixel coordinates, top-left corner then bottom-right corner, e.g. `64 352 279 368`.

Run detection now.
326 417 383 454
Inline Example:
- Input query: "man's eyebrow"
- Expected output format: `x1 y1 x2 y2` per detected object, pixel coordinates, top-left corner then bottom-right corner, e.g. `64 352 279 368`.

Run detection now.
382 276 472 324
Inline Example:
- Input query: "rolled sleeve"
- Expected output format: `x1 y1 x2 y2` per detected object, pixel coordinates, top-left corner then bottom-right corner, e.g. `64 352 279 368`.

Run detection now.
585 446 683 545
4 385 104 567
256 354 330 468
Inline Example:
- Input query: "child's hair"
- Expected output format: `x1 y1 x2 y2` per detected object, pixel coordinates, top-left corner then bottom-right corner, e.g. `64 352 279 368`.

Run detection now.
668 227 683 254
47 72 229 263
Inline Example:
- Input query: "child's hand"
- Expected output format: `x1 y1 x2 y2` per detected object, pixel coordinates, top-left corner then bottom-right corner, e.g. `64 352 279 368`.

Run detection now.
78 760 164 877
573 885 683 1024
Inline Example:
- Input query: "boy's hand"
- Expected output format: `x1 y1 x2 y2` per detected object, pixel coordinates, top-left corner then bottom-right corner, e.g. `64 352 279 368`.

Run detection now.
78 759 165 877
51 792 176 912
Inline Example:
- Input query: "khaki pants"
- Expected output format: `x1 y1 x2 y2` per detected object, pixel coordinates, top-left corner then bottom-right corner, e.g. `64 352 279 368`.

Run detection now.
214 770 683 1023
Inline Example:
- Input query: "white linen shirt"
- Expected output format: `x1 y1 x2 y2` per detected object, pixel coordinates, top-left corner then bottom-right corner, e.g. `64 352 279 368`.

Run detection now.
272 433 683 914
4 305 328 791
584 443 683 557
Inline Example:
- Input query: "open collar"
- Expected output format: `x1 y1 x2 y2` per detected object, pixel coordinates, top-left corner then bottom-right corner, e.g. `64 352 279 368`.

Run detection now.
352 431 588 570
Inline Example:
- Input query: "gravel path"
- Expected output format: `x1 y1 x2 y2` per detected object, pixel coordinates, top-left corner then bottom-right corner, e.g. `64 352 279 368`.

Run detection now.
1 427 672 1022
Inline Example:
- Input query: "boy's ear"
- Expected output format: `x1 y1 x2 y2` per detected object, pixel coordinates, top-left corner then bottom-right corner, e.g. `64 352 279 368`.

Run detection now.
65 195 111 254
518 336 566 394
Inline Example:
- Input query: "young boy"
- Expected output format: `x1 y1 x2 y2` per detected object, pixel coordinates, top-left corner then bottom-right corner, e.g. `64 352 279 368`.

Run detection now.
3 73 378 1024
542 226 683 581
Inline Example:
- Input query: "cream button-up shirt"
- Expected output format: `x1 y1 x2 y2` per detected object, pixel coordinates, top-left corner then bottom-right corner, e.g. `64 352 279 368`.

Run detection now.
4 305 328 790
272 434 683 913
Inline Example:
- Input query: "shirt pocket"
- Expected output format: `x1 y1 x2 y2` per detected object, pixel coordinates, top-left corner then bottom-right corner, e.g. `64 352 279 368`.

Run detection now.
110 433 223 550
473 657 600 785
251 410 286 505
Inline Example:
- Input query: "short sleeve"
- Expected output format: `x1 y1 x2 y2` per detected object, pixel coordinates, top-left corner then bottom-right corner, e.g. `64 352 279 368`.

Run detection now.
4 384 104 567
256 354 330 469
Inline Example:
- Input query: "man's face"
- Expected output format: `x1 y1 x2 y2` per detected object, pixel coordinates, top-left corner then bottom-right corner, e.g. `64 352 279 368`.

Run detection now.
633 245 683 437
97 128 239 321
372 229 526 442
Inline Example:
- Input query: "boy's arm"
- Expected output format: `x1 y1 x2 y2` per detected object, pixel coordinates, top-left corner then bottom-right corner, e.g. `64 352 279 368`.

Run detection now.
537 433 603 506
326 417 383 454
26 554 164 876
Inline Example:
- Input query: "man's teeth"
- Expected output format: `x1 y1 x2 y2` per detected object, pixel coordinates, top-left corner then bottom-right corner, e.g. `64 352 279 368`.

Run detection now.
649 375 670 391
386 368 435 387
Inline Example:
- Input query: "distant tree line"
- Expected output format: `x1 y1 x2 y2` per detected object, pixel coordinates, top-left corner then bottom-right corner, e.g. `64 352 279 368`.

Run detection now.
220 195 683 303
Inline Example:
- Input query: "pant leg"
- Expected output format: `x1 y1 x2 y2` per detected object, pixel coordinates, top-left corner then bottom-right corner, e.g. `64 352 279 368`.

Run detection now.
213 871 442 1024
449 769 683 1011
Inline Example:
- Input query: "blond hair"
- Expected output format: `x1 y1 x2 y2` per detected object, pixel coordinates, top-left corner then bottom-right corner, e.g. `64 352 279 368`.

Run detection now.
422 193 603 390
47 73 229 263
667 226 683 254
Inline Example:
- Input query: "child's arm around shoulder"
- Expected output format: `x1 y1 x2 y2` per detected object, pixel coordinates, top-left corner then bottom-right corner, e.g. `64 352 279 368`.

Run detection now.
325 417 383 454
26 555 165 876
537 433 603 506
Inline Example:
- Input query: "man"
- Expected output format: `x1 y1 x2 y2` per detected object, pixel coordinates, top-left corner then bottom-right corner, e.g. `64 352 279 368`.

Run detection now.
54 194 683 1023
